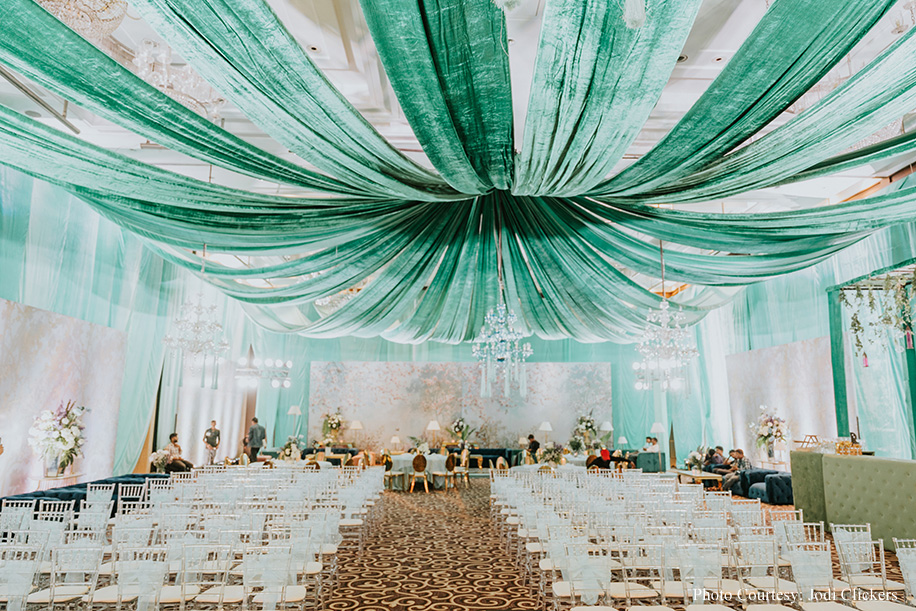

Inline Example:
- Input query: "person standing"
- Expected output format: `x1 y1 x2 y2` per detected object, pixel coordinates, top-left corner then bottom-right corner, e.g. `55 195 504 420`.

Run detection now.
247 417 267 463
203 420 220 465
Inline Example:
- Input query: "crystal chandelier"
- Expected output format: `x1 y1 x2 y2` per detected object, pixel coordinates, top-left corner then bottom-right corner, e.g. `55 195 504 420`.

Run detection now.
472 303 533 398
163 294 230 387
633 242 698 392
235 356 293 390
133 40 226 121
36 0 127 42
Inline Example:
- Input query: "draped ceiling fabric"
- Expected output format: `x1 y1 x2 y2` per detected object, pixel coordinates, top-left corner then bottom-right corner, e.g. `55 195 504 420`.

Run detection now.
2 0 916 344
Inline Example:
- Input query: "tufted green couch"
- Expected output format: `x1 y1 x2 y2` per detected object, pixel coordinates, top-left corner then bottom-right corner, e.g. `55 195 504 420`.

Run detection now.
790 451 916 551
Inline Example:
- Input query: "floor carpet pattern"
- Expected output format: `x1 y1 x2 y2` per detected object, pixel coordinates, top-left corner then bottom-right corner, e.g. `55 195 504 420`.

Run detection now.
326 479 905 611
326 478 539 611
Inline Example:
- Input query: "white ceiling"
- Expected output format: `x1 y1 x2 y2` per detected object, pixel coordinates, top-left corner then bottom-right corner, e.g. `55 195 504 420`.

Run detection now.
1 0 914 211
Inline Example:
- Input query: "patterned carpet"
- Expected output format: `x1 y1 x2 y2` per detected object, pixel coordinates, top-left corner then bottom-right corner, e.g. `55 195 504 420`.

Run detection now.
326 478 538 611
326 482 905 611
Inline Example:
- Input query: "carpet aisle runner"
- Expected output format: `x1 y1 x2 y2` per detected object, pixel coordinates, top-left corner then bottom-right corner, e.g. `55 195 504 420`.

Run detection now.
325 479 539 611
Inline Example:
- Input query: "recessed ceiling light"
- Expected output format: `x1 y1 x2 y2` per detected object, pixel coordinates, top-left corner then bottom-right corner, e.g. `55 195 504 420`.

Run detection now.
714 57 724 62
677 54 687 63
307 45 320 53
25 110 41 118
508 38 515 45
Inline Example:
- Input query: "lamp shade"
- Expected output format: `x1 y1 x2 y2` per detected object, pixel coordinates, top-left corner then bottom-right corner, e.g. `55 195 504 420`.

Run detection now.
539 421 553 432
650 422 665 434
599 421 613 432
287 405 301 416
390 436 401 445
426 420 441 432
617 436 628 446
349 420 363 431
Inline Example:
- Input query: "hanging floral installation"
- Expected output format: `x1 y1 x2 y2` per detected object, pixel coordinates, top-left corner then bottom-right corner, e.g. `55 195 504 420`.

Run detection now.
839 265 916 366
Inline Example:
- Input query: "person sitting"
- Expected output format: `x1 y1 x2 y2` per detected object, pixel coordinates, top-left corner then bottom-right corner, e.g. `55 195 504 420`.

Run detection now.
527 434 540 459
713 449 736 475
721 449 752 491
702 448 724 472
643 437 660 453
164 433 193 472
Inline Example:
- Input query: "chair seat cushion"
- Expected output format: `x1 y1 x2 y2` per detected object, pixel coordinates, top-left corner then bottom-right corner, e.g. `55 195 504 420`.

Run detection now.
746 577 797 594
252 585 307 603
89 585 140 603
847 577 906 591
195 585 245 605
158 585 200 604
28 585 89 604
854 601 915 611
340 518 363 527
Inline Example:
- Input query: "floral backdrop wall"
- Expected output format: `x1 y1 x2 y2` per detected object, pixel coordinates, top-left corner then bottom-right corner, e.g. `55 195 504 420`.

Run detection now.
0 298 126 496
308 361 612 449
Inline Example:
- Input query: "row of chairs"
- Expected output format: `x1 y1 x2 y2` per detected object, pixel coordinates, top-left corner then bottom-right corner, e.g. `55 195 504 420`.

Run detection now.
490 468 916 611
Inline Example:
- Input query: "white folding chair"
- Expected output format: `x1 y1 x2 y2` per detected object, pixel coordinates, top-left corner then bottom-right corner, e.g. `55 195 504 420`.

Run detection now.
0 545 41 611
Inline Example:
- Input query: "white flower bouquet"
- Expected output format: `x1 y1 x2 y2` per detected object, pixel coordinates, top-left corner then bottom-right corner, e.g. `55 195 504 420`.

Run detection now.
540 441 564 464
752 406 787 449
28 400 86 473
149 449 171 472
280 435 302 461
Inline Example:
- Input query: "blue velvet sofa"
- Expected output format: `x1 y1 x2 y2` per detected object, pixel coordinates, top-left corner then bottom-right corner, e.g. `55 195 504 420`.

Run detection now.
732 468 793 505
0 473 168 516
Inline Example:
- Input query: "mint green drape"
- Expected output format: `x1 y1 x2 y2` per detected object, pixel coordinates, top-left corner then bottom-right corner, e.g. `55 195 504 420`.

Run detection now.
592 0 897 196
130 0 460 200
0 167 180 475
513 0 700 196
360 0 513 192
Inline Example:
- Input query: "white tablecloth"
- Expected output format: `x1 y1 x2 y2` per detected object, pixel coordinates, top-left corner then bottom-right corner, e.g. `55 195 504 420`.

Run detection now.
390 453 448 490
566 454 589 467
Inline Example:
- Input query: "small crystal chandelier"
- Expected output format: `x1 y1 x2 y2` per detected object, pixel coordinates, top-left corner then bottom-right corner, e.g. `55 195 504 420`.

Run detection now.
472 303 533 398
163 293 230 388
235 355 293 390
633 242 698 392
36 0 127 42
133 40 226 121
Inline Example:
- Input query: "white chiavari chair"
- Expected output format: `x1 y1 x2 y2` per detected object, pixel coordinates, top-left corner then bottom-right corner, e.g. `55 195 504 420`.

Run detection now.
0 545 41 611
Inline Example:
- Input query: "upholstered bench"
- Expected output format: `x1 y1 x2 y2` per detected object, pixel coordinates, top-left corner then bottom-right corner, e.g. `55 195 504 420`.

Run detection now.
733 468 779 497
748 472 793 505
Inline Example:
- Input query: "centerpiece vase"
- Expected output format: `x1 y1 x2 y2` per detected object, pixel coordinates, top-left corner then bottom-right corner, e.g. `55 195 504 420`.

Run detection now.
44 455 59 477
766 441 775 459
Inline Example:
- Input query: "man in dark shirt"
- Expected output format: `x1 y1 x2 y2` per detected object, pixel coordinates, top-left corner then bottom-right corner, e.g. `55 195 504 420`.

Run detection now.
247 417 267 463
203 420 220 465
527 434 540 459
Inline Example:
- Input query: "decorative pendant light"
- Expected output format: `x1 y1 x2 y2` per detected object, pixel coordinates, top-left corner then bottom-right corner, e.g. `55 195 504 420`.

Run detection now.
633 241 698 391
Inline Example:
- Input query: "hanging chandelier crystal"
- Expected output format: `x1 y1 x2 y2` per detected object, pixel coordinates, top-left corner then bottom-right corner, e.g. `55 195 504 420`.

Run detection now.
472 304 533 398
633 300 698 391
36 0 127 42
634 242 698 392
133 40 226 121
163 294 230 387
235 356 293 390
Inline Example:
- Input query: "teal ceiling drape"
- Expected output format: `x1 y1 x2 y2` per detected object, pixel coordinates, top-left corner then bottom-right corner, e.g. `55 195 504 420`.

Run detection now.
0 0 915 343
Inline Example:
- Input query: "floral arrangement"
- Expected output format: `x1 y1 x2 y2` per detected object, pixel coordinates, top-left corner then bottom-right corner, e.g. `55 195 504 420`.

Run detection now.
450 417 477 441
280 435 303 461
28 400 86 473
683 445 708 471
321 412 344 444
575 414 598 439
540 441 563 464
417 442 430 454
149 449 171 472
568 434 585 453
752 405 788 449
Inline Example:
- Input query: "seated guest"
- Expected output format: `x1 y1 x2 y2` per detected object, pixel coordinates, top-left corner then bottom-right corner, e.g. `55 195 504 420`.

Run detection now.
703 448 724 472
721 449 752 491
713 449 736 475
527 434 540 458
164 433 193 472
643 437 660 453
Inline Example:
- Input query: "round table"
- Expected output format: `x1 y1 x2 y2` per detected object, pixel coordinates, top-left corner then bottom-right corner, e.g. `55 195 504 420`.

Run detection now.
566 454 589 467
390 453 448 490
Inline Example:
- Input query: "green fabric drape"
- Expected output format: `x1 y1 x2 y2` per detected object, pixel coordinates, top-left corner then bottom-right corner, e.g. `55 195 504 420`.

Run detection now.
0 168 180 475
130 0 460 201
360 0 513 192
513 0 700 196
0 0 366 196
592 0 897 196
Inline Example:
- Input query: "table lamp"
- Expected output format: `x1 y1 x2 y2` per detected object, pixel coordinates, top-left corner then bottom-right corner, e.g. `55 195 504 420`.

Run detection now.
426 420 441 446
390 435 401 451
539 421 552 443
617 436 628 449
599 421 613 432
287 405 302 441
350 420 363 447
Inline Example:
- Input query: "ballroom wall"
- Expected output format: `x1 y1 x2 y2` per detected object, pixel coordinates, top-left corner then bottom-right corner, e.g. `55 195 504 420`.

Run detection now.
308 361 612 449
726 336 837 463
0 298 126 496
